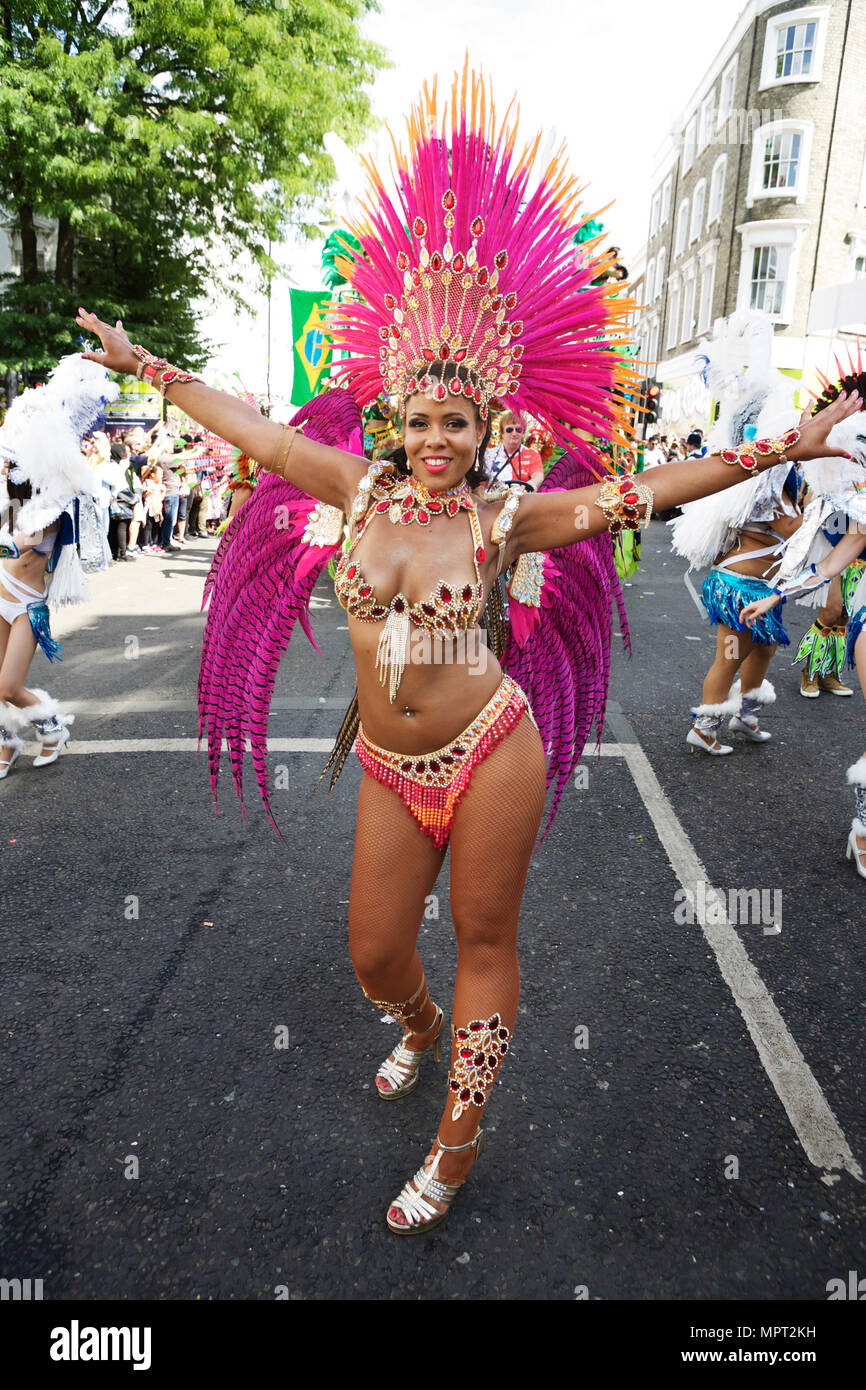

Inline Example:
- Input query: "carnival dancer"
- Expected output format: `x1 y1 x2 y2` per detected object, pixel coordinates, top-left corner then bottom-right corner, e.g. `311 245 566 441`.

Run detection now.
741 353 866 877
794 561 859 698
75 67 859 1233
0 356 115 776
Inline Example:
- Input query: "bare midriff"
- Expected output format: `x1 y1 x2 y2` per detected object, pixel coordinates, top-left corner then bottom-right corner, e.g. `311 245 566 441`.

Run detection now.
0 548 51 606
345 493 509 752
713 528 784 581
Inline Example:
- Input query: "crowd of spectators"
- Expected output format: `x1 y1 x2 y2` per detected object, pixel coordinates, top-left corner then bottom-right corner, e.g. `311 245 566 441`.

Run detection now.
82 423 235 561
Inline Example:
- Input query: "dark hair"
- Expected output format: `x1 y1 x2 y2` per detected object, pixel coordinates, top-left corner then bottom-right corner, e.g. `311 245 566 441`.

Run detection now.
110 441 129 462
5 474 32 504
686 431 703 448
390 360 492 488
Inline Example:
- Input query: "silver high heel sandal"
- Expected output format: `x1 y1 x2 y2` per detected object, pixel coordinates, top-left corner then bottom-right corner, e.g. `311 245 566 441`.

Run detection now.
386 1129 485 1235
375 1005 445 1100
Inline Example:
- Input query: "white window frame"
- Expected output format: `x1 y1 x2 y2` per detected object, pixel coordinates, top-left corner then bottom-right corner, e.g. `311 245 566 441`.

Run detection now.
759 5 828 91
717 55 738 128
680 261 697 344
647 317 660 367
746 119 813 208
675 198 690 256
666 275 682 350
646 255 656 302
698 90 715 154
707 153 727 227
649 190 661 238
735 219 808 325
690 181 706 244
682 115 697 173
697 242 719 336
660 174 673 227
654 247 666 300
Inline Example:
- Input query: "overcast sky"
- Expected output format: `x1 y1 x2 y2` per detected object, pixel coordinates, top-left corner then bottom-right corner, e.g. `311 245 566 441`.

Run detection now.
204 0 747 392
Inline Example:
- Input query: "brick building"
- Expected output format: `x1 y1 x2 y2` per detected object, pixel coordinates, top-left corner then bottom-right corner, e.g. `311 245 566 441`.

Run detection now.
631 0 866 434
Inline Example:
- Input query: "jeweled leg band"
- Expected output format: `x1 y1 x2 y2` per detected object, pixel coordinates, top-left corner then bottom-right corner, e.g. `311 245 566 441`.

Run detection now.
449 1013 511 1121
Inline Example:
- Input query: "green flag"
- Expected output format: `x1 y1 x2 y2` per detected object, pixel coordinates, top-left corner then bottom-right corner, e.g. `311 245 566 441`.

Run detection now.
290 289 333 405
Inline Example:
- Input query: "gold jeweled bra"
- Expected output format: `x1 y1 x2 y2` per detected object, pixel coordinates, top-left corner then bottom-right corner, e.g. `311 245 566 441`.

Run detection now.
335 467 487 700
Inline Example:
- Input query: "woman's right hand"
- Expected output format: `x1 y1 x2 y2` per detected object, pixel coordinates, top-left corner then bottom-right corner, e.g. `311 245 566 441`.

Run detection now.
75 309 140 376
787 391 862 463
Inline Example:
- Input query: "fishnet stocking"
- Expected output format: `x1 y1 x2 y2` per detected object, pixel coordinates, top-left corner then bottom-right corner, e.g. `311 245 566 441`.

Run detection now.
349 708 546 1211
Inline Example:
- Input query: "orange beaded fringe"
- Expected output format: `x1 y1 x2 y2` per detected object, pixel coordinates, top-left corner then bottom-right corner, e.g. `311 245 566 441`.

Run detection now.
356 675 529 849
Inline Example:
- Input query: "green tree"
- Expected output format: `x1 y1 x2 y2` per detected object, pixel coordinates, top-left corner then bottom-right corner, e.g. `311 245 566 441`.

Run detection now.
0 0 385 371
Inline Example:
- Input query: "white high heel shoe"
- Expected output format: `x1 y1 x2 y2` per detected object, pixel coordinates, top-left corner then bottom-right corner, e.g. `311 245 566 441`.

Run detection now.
686 727 733 756
0 735 24 779
728 714 772 743
32 724 71 766
845 819 866 879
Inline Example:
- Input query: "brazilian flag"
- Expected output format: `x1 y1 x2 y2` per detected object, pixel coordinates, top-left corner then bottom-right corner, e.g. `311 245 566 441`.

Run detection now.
290 289 333 405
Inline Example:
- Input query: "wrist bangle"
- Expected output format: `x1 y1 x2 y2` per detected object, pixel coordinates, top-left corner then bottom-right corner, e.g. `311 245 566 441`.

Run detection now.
595 473 654 535
720 428 800 474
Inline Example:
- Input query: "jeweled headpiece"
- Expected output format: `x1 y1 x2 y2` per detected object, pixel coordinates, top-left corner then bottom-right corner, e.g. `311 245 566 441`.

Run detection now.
329 62 636 451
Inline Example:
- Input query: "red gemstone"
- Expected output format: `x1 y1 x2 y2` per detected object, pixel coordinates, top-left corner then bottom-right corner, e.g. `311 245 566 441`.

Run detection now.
449 1079 459 1092
472 1090 485 1106
511 344 524 360
400 760 413 772
371 607 387 618
427 498 443 512
475 266 489 286
434 382 447 401
417 509 429 524
452 252 465 273
396 251 409 270
453 349 467 363
407 377 418 393
456 1028 469 1040
489 295 503 312
359 585 372 597
421 348 435 362
618 478 632 493
505 292 518 310
442 189 456 211
500 1040 508 1053
511 320 524 336
448 376 462 395
429 759 440 772
462 380 474 397
439 342 450 360
412 216 427 239
473 387 482 404
411 269 422 287
440 754 454 764
471 216 485 238
415 760 425 773
430 251 443 272
475 546 485 562
346 565 357 579
393 597 405 612
495 250 508 269
375 500 389 512
421 602 436 616
474 1051 485 1066
460 1088 472 1102
459 1047 474 1059
447 498 459 516
498 1027 508 1039
489 1014 500 1028
623 491 639 505
441 586 452 602
452 745 465 756
462 584 472 600
487 1053 498 1067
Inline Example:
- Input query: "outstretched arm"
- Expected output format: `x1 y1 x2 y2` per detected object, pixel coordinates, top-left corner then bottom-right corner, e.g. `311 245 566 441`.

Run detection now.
76 310 367 513
741 522 866 628
505 394 862 562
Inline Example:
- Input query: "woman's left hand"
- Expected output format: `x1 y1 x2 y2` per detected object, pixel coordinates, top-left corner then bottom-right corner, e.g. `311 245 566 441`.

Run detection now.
741 595 778 627
787 391 862 463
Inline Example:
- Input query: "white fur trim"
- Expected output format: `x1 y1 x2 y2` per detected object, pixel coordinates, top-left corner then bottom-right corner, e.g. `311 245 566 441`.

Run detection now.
0 700 32 734
25 688 74 727
740 679 776 706
691 697 740 718
846 757 866 787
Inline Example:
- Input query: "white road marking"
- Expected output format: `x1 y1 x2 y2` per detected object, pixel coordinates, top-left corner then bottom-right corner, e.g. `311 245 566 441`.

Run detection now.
604 709 862 1184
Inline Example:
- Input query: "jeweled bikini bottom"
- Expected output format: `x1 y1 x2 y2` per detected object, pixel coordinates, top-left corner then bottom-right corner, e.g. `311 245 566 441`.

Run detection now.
355 674 531 849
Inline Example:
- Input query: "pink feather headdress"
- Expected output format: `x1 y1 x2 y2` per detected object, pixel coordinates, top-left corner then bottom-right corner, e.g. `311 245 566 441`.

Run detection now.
329 61 636 456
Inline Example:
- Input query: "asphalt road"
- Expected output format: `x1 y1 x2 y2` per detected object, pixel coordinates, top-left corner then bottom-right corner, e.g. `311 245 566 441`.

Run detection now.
1 523 864 1302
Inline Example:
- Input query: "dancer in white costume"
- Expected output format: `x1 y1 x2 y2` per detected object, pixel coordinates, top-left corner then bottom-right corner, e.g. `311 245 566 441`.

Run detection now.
0 356 114 778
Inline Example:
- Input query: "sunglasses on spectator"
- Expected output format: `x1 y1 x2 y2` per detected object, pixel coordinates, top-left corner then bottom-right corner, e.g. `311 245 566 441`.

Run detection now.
504 426 523 433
